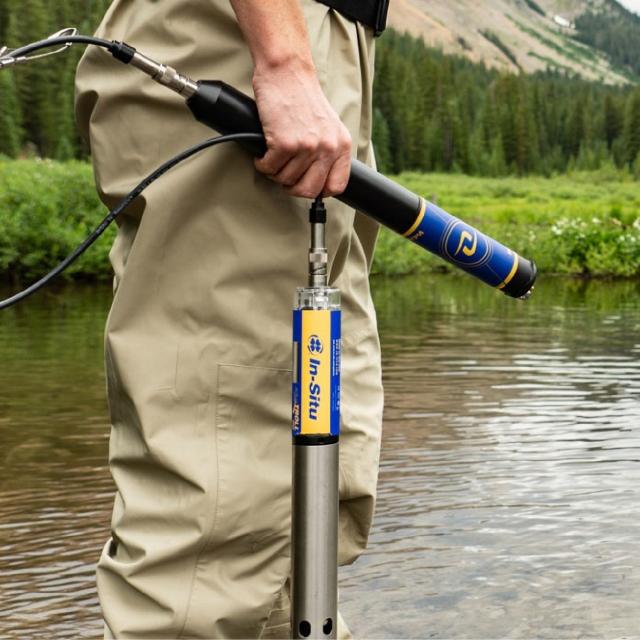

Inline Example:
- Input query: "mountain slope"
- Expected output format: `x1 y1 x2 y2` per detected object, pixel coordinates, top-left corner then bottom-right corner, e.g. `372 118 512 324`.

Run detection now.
387 0 638 83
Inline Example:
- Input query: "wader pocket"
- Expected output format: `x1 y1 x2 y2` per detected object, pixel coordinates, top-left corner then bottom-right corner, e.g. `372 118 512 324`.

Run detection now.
214 363 293 549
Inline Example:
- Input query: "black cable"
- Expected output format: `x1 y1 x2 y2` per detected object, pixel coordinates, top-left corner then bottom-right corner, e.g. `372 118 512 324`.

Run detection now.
3 35 114 60
0 132 265 311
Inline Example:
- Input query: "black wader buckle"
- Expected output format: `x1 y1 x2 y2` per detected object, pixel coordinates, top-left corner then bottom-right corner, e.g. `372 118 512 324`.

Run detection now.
316 0 390 36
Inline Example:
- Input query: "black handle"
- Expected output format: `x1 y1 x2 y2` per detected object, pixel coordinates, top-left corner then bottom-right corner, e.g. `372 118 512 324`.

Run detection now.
187 80 537 298
187 81 420 231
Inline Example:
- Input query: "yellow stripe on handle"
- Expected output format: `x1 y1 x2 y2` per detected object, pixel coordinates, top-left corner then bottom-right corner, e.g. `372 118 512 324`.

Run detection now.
402 198 427 238
498 253 519 289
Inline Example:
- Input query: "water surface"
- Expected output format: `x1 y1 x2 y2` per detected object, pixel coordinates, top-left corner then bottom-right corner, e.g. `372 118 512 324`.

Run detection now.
0 276 638 639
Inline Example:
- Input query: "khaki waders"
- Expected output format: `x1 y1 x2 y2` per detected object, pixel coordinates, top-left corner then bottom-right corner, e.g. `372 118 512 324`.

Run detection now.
75 2 383 637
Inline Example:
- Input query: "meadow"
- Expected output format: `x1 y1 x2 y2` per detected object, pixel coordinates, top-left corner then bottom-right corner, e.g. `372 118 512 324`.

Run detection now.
377 169 640 278
1 159 639 282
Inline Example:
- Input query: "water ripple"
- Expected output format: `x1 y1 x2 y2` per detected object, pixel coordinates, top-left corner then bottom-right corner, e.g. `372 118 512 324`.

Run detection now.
340 276 640 639
1 278 640 638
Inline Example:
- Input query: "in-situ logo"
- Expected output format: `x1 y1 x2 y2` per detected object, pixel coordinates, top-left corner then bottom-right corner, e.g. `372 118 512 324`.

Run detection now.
308 356 321 421
308 335 324 354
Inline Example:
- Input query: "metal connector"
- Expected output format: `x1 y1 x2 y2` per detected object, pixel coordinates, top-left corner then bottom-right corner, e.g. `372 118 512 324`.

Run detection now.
0 56 16 69
309 198 328 288
0 28 78 69
129 51 198 98
309 227 328 288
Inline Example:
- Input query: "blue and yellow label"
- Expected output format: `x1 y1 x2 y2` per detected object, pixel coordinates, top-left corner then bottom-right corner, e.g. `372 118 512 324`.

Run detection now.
292 309 341 437
404 198 520 290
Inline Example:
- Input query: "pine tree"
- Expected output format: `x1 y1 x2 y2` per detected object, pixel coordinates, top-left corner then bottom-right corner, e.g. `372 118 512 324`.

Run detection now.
372 108 392 174
488 133 508 176
468 122 490 175
54 56 78 160
9 0 57 155
0 71 24 157
604 94 623 148
514 87 533 174
623 90 640 166
565 100 585 159
633 149 640 180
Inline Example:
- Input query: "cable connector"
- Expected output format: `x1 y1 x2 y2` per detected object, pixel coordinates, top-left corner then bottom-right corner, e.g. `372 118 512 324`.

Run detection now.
308 198 328 288
309 196 327 224
0 56 16 69
125 49 198 98
110 40 137 64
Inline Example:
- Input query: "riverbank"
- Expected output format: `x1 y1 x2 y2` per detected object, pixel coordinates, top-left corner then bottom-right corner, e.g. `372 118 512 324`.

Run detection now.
1 159 639 281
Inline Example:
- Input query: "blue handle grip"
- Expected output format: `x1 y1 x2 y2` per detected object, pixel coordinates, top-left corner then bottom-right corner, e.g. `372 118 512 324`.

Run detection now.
405 199 529 293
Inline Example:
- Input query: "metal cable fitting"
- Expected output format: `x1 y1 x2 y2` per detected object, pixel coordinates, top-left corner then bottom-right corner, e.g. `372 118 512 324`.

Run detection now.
309 198 328 288
129 51 198 98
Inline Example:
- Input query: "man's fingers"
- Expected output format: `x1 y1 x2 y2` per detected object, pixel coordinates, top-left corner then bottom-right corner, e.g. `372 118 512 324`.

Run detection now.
285 157 333 199
273 153 314 187
322 153 351 197
284 146 352 199
254 145 293 176
254 124 352 197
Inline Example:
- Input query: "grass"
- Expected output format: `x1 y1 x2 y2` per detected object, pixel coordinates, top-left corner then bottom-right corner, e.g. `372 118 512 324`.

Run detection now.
1 159 639 282
372 170 640 278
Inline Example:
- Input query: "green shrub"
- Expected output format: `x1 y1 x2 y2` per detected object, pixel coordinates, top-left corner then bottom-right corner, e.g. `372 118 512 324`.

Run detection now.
0 159 112 282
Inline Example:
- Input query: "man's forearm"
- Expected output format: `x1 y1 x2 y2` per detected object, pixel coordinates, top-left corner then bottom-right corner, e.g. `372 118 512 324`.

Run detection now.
229 0 315 73
228 0 353 199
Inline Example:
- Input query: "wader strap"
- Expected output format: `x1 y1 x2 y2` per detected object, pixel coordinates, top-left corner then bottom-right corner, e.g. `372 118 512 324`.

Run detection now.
315 0 390 36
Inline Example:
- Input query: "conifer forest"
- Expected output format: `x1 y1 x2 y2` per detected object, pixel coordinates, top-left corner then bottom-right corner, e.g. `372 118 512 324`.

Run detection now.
1 1 640 178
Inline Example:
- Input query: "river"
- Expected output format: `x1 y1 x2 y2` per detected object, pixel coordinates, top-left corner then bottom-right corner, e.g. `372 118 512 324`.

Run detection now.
1 275 639 639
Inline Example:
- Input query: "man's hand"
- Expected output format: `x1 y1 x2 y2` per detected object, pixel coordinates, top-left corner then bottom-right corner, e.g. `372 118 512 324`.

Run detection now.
253 60 352 199
230 0 352 199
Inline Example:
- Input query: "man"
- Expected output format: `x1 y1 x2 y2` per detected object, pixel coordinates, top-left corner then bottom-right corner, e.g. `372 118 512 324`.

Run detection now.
76 1 385 637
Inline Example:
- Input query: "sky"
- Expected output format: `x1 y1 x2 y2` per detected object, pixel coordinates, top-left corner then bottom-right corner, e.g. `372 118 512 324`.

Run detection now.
615 0 640 14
